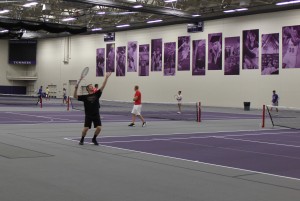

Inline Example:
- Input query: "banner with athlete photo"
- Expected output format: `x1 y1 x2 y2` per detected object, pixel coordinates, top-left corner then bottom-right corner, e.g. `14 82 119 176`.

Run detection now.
151 39 162 71
208 33 222 70
282 25 300 69
164 42 176 76
242 29 259 69
192 39 206 76
178 36 190 71
106 43 115 72
139 44 150 76
96 48 105 77
127 41 138 72
261 33 279 75
116 46 126 77
224 37 240 75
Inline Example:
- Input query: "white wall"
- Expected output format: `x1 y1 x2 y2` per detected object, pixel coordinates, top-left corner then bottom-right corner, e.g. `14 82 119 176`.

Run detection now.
1 9 300 108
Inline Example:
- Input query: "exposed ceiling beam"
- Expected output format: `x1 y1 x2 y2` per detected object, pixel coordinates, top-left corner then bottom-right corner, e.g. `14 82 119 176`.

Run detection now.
63 0 195 19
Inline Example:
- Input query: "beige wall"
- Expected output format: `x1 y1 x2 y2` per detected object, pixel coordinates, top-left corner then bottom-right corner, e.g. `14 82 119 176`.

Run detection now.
1 9 300 108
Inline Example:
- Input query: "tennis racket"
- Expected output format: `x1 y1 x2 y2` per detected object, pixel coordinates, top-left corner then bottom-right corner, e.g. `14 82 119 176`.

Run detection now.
77 67 89 85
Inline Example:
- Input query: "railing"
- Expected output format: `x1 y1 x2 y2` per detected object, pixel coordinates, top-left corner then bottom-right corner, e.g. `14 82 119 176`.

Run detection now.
6 71 38 80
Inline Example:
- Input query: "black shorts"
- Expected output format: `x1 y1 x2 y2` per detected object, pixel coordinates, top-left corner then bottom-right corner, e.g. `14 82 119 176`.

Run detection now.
84 115 102 129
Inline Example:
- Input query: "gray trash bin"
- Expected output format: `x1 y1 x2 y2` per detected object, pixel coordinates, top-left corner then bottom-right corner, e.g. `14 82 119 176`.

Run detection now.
244 102 250 111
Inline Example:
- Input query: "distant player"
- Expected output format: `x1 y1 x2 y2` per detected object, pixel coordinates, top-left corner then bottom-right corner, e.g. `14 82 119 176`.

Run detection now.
36 86 43 105
45 87 50 101
271 90 279 112
63 88 67 104
175 91 182 114
128 85 146 127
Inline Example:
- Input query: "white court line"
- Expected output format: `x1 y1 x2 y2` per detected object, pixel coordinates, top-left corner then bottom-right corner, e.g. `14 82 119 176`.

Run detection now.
65 130 300 144
5 112 75 122
63 137 300 181
217 137 300 148
61 128 298 143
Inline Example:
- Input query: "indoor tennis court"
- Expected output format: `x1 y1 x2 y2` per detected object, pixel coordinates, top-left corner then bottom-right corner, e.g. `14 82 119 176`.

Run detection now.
1 1 300 200
0 102 299 201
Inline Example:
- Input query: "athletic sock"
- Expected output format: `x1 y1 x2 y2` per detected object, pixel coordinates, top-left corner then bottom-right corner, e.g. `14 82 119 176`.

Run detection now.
80 136 85 142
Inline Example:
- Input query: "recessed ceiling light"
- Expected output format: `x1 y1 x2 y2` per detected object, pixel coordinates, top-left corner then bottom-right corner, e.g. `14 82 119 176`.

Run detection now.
276 0 300 5
116 24 130 28
147 19 163 24
62 17 76 22
23 2 38 7
133 5 143 8
92 28 102 31
0 10 9 14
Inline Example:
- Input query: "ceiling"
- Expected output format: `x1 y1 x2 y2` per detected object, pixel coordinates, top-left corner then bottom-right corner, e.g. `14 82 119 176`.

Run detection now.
0 0 299 39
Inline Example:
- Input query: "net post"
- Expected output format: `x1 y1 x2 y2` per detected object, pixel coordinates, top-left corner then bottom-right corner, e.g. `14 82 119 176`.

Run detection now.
262 104 265 128
67 96 70 111
40 96 42 108
197 101 201 123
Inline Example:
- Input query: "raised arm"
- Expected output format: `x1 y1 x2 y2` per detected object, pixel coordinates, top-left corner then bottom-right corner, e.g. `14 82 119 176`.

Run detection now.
99 72 112 91
74 85 79 99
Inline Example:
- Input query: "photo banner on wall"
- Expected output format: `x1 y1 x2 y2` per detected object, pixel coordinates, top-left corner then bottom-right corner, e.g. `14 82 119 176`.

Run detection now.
151 39 162 71
282 25 300 69
208 33 222 70
164 42 176 76
242 29 259 69
139 44 150 76
116 46 126 77
224 37 240 75
106 43 115 72
178 36 190 71
96 48 105 77
192 39 206 76
127 41 138 72
261 33 279 75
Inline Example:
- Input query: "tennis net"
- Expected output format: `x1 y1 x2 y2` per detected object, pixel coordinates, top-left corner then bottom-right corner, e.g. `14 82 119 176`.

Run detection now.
69 97 201 122
265 105 300 129
0 94 41 106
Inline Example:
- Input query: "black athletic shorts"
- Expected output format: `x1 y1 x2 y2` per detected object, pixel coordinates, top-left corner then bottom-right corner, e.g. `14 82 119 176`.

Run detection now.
84 115 102 129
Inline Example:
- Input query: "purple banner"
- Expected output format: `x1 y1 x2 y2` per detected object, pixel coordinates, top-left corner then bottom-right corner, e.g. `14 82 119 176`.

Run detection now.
282 25 300 69
151 39 162 71
208 33 222 70
106 43 115 72
96 48 105 77
262 33 279 75
178 36 190 71
224 37 240 75
192 39 206 76
116 46 126 77
164 42 176 76
243 29 259 69
127 41 138 72
139 44 150 76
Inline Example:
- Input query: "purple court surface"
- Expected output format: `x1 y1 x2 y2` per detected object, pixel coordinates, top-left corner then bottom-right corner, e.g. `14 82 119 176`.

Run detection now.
68 129 300 180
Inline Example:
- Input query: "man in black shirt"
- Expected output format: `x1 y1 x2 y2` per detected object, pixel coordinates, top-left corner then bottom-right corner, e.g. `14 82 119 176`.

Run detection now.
74 72 112 145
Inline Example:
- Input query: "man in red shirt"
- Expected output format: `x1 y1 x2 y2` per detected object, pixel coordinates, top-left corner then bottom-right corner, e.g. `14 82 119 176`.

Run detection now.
128 85 146 127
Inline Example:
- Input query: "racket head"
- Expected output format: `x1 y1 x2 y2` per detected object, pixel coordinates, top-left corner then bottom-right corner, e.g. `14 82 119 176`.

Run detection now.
81 67 89 78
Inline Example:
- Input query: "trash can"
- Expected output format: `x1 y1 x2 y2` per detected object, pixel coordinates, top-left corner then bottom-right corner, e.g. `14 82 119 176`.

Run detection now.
244 102 250 111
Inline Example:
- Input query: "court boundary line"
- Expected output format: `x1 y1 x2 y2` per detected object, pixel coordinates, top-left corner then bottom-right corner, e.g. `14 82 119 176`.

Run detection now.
64 133 300 181
63 137 300 182
218 136 300 148
5 112 77 122
63 128 291 140
65 130 300 144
